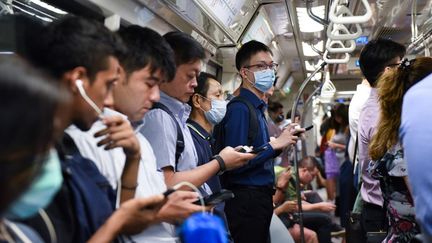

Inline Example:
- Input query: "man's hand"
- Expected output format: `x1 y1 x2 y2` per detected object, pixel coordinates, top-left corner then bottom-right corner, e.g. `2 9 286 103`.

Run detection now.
280 200 298 213
218 146 256 170
156 191 203 223
277 166 292 189
114 195 165 235
270 123 303 150
94 115 140 159
315 202 336 212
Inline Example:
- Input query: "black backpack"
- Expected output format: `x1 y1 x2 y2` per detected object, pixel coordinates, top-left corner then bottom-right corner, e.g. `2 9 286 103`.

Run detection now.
213 96 258 154
151 102 185 171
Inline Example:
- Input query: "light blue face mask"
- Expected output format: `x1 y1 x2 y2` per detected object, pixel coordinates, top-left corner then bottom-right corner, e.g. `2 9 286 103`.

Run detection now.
251 69 276 93
204 99 227 125
6 149 63 220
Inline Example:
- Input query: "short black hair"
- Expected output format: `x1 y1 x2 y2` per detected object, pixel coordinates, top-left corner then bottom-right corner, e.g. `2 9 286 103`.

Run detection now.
359 38 406 86
163 31 206 66
299 156 319 169
286 109 300 119
235 40 273 71
27 16 126 81
268 101 283 113
117 25 176 82
188 72 218 107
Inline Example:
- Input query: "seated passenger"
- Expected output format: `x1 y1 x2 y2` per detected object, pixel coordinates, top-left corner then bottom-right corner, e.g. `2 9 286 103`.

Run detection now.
369 57 432 242
66 25 204 242
18 16 167 243
277 156 343 243
0 56 64 242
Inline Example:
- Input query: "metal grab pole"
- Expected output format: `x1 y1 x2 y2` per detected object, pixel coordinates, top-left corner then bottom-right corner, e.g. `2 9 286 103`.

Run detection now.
290 62 327 243
300 84 323 158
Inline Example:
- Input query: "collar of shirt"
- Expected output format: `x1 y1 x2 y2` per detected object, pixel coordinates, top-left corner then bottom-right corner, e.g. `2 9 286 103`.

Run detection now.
239 88 267 113
186 119 212 141
159 91 191 126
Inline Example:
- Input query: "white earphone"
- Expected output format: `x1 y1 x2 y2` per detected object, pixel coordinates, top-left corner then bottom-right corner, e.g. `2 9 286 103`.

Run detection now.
75 79 103 117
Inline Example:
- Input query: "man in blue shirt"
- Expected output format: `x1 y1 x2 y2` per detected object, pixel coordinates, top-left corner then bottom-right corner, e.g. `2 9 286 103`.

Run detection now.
216 40 300 243
400 73 432 241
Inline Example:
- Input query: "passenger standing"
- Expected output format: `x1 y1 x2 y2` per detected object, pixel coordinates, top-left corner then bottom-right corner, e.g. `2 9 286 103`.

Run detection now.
20 16 166 243
0 56 65 242
357 38 406 236
214 40 300 243
400 59 432 242
140 32 254 197
370 57 432 242
66 26 203 242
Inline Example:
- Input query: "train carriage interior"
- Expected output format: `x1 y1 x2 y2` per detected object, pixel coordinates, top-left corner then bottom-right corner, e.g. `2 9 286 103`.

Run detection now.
1 0 432 242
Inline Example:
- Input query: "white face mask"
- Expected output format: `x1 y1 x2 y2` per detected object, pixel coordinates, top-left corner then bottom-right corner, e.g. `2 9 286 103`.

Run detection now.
199 95 227 125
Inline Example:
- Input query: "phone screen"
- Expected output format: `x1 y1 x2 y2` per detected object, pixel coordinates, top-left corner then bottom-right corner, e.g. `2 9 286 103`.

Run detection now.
193 190 234 206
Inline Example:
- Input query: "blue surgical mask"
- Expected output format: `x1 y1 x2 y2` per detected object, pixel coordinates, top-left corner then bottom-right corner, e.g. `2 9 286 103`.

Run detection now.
6 149 63 220
203 99 227 125
252 69 275 93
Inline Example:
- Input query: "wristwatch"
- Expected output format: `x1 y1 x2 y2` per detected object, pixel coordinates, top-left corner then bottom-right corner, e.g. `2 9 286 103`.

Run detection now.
213 154 226 175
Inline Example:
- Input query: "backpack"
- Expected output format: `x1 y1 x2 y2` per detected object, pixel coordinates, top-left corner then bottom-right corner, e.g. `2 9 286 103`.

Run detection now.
59 134 117 242
151 102 185 171
213 96 258 154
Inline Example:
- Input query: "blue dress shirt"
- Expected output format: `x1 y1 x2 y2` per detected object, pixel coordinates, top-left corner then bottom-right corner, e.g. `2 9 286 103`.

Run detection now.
400 73 432 237
219 88 276 187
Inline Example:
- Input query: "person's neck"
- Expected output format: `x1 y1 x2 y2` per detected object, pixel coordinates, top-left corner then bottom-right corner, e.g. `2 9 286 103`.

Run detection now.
160 86 184 104
190 110 212 133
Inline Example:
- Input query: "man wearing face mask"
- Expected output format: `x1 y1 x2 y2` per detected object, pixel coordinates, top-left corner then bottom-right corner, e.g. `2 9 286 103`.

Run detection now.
267 101 284 138
214 40 301 243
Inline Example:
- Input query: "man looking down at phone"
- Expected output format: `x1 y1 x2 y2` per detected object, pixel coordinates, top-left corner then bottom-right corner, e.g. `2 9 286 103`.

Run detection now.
140 32 255 199
213 40 301 243
280 156 343 243
20 16 170 243
66 26 203 242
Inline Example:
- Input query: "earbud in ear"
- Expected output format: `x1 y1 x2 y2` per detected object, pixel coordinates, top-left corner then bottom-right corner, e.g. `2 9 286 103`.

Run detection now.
75 79 83 88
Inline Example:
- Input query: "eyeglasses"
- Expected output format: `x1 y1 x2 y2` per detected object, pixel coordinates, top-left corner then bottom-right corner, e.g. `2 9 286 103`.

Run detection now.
244 62 279 71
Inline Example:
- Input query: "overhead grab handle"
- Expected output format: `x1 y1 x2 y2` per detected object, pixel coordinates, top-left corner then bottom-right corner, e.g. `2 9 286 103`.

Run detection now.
327 14 362 40
329 0 372 24
323 50 350 64
326 38 356 53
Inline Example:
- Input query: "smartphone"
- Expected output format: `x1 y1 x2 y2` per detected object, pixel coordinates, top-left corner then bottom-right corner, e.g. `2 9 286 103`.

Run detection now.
250 145 269 154
193 189 235 206
293 125 314 136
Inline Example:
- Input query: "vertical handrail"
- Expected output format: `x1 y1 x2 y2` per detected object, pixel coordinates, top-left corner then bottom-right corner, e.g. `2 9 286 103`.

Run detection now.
300 85 323 157
290 61 327 243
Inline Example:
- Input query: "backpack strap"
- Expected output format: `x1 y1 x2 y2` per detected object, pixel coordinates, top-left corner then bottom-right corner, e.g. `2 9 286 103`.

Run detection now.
228 96 259 145
152 102 184 171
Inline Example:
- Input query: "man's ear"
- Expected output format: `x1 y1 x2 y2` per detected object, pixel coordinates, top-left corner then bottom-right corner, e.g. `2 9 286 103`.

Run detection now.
191 94 201 109
63 67 88 94
239 68 248 80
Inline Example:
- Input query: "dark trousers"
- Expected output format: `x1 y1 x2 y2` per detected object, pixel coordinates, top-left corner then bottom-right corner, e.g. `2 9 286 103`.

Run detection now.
224 186 273 243
361 202 388 233
303 212 333 243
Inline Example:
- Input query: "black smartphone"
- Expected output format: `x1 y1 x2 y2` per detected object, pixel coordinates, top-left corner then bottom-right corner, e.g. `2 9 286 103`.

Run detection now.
250 145 268 154
293 125 314 136
193 189 235 206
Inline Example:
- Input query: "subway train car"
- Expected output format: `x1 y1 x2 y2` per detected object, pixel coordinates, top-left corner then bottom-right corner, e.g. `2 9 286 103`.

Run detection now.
1 0 432 243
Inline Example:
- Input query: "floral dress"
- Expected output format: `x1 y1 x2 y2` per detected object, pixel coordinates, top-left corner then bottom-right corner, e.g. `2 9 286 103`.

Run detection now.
369 144 420 243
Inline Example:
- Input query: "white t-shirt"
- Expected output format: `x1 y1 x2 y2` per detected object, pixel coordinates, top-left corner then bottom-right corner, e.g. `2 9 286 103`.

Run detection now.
348 82 371 165
66 108 176 243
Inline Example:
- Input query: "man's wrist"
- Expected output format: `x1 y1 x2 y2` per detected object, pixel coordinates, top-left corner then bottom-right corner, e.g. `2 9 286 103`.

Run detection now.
213 154 226 175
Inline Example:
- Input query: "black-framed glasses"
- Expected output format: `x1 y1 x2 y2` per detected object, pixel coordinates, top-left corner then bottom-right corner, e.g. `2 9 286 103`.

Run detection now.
244 62 279 71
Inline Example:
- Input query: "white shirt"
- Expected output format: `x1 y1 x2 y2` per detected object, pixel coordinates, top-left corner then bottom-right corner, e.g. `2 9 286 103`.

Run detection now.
66 108 176 243
348 82 371 164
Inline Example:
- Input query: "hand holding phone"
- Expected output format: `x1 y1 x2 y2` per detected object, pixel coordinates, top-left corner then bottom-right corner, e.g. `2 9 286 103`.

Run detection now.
193 189 235 206
292 125 313 136
237 145 268 154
